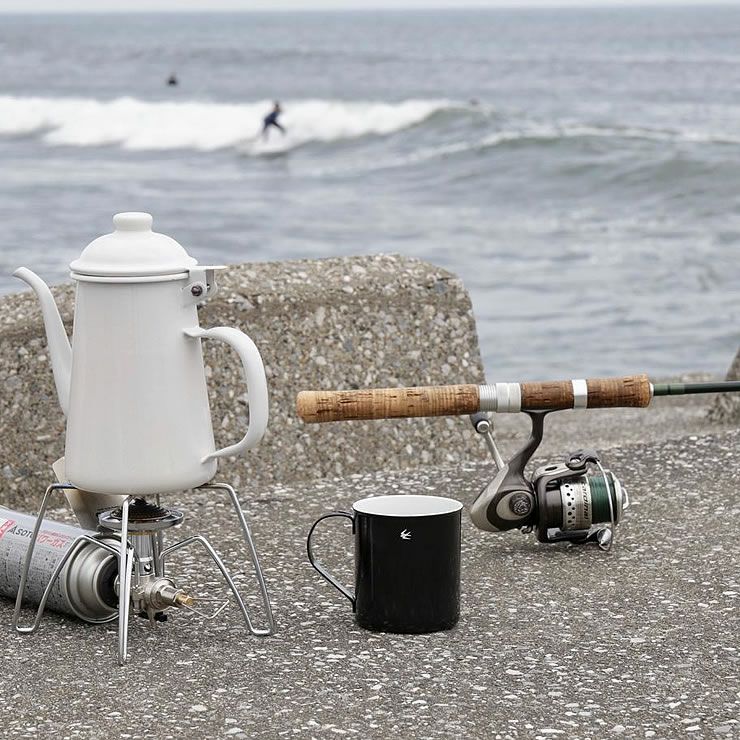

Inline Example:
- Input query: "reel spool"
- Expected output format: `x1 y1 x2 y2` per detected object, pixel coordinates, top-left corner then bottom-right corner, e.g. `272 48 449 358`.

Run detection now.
532 450 627 548
469 412 628 550
544 472 622 532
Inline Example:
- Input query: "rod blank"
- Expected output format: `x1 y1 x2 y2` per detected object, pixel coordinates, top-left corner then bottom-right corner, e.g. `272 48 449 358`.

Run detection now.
652 381 740 397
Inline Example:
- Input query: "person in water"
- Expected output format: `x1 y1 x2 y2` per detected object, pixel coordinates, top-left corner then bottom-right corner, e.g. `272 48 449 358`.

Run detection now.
262 102 285 139
167 73 178 86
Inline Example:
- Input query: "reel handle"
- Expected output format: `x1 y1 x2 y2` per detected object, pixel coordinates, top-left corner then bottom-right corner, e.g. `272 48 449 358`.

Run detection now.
296 374 652 423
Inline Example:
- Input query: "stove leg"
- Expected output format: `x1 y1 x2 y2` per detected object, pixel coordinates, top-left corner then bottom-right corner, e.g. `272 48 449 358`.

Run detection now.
12 483 78 633
159 533 260 631
14 534 121 633
182 482 274 635
116 496 133 666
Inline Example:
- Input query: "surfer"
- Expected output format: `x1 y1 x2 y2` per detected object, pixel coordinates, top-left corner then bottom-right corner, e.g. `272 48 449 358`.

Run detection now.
262 102 285 139
167 73 178 86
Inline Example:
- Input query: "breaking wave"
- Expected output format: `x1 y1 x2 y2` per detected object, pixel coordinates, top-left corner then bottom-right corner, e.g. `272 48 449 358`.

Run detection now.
310 120 740 177
1 94 737 161
0 95 456 153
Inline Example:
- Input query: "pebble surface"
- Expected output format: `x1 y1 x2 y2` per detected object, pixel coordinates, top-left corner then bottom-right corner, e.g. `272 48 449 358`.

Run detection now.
0 426 738 739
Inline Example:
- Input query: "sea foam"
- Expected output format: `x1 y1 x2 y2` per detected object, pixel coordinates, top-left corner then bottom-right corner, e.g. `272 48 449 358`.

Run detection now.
0 95 453 153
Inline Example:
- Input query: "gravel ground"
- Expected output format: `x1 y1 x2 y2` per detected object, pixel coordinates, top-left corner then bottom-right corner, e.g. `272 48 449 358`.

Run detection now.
0 419 738 740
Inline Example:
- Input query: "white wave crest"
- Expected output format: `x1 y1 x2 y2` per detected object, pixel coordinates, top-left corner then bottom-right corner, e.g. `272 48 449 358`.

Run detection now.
478 122 740 148
0 95 453 153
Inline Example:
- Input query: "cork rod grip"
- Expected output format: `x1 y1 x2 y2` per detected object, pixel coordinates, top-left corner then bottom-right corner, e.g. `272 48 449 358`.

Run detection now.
520 374 652 410
296 384 480 423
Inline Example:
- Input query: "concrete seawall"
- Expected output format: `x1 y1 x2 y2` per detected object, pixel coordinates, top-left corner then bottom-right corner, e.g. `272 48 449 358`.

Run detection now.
710 345 740 422
0 254 487 510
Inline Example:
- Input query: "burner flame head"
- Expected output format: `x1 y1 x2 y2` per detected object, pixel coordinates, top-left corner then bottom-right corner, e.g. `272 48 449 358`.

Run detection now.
98 499 184 532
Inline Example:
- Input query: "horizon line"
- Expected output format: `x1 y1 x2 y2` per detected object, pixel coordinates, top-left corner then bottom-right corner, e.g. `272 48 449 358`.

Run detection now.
1 1 739 13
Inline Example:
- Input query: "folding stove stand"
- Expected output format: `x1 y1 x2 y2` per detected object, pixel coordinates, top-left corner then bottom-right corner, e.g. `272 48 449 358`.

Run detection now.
11 481 274 665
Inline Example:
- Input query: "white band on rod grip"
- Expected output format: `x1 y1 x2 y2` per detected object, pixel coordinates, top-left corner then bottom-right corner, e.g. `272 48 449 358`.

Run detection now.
572 379 588 409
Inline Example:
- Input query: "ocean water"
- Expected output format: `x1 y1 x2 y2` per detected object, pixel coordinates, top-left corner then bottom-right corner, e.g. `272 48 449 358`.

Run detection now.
0 7 738 380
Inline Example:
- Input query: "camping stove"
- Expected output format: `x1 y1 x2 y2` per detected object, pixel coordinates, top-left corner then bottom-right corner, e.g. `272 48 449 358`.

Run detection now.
12 481 274 665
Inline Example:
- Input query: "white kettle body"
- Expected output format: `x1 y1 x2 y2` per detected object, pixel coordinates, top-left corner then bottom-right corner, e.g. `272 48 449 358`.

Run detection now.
15 212 269 496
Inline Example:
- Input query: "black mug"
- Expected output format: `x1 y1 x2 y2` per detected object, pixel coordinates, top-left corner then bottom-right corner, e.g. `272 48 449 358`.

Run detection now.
307 494 462 633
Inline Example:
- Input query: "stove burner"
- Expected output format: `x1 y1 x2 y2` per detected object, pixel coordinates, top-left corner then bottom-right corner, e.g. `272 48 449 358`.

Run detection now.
98 498 184 532
115 498 170 522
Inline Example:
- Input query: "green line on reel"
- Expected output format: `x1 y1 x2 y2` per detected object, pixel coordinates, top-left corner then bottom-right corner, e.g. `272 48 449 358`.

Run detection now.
587 472 621 524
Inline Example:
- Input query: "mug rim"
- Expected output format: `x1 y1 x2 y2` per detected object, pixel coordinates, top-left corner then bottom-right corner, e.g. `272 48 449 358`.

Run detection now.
353 494 463 518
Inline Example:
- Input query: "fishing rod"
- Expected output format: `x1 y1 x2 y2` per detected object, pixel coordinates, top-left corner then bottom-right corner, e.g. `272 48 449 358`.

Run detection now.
297 374 740 550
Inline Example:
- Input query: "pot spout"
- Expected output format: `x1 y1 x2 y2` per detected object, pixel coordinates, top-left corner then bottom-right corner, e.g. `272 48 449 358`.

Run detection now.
13 267 72 416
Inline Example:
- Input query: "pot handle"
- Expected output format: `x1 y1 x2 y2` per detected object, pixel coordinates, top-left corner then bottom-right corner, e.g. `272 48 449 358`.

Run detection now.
184 326 269 461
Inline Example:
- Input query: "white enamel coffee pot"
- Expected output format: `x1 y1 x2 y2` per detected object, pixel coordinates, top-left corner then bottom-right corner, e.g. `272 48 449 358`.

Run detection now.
15 212 268 495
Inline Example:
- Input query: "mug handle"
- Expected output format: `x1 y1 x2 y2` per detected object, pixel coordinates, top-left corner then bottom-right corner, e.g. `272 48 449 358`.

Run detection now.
306 512 356 609
184 326 269 462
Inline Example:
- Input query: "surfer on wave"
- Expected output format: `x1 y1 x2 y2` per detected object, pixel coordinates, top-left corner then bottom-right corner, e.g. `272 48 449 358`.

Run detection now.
262 102 286 139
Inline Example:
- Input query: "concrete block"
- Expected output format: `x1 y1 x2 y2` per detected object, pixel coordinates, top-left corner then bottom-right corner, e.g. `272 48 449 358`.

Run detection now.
0 254 486 509
708 346 740 422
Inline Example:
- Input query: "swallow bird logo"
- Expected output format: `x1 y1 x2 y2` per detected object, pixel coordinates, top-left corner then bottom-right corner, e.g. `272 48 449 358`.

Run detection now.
400 529 411 540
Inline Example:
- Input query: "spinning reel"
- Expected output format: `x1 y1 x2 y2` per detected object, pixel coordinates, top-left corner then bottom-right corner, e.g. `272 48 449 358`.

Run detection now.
468 411 626 550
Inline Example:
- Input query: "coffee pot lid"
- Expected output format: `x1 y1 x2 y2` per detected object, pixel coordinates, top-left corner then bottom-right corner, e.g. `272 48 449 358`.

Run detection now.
70 212 198 278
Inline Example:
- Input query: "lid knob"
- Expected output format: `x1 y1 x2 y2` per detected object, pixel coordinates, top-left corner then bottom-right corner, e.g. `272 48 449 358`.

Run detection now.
113 212 153 233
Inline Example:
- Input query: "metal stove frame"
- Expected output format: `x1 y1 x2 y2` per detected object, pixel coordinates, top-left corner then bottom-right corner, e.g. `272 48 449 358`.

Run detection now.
11 481 274 665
